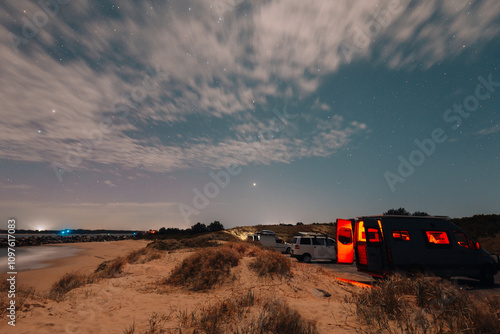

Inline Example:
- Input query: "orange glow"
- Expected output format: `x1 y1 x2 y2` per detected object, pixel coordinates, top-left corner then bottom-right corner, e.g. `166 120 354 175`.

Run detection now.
337 219 354 264
367 228 380 243
426 231 449 244
357 221 366 242
393 230 411 241
335 277 373 289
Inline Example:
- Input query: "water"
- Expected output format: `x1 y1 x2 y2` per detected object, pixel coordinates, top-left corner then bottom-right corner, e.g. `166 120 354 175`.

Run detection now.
0 245 83 271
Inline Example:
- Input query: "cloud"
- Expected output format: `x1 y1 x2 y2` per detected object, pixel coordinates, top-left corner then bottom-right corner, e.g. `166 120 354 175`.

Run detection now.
1 0 499 175
476 123 500 136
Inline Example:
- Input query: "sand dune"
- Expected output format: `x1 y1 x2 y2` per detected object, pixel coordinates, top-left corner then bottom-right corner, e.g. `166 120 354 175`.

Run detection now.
1 240 369 334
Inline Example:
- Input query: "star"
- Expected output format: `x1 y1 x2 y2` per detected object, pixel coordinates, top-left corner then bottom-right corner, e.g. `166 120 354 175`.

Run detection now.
253 182 257 187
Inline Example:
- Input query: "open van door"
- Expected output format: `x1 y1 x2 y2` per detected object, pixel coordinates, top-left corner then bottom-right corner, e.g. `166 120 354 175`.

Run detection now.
363 218 388 273
336 219 354 264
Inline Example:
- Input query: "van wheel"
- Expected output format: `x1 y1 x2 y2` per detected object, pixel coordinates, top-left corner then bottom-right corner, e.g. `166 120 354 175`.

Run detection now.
301 254 312 263
480 266 495 287
285 247 291 254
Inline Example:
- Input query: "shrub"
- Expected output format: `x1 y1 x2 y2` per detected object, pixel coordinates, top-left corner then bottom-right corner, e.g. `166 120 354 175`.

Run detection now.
165 246 242 291
251 298 318 334
350 274 500 333
147 239 183 251
94 257 127 278
48 272 91 300
248 249 292 279
0 275 35 314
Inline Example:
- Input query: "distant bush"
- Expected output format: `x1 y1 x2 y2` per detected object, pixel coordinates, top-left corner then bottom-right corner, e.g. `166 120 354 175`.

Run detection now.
248 250 291 279
165 246 242 291
350 274 500 333
147 239 183 251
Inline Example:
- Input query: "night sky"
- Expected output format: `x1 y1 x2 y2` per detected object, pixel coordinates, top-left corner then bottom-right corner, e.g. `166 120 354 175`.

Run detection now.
1 0 499 231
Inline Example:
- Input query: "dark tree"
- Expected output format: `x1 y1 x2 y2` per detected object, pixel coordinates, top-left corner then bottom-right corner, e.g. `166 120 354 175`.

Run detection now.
158 227 166 235
190 222 208 234
296 222 303 225
383 208 411 216
208 221 224 232
412 211 430 216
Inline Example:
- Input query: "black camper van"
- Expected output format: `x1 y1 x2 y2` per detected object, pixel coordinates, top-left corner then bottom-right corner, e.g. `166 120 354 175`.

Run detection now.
340 216 498 285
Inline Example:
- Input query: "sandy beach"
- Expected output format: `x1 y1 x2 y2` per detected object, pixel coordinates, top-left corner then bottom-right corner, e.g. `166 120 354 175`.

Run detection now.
15 240 150 292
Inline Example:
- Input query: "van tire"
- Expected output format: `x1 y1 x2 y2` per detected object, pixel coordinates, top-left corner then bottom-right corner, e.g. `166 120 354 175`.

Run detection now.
480 266 495 287
285 247 291 254
301 254 312 263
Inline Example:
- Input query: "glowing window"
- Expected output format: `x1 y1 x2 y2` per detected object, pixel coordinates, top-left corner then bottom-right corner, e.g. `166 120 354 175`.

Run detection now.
454 232 476 249
357 221 366 242
367 228 380 243
426 231 449 244
392 230 411 241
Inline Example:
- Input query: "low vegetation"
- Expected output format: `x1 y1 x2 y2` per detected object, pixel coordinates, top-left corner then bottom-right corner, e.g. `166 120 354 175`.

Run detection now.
165 245 242 291
48 246 163 300
349 274 500 333
48 272 93 300
127 291 318 334
248 249 292 279
0 275 35 315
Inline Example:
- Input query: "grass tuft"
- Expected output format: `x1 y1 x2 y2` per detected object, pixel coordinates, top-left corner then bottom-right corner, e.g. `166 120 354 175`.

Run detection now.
48 272 91 300
350 274 500 333
165 245 242 291
248 249 292 279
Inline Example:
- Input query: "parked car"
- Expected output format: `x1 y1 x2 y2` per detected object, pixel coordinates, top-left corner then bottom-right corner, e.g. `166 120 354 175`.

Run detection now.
290 232 337 263
247 230 291 254
337 215 499 285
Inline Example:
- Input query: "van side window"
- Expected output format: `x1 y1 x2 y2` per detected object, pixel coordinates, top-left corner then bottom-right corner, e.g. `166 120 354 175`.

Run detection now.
367 228 380 244
454 232 476 249
312 238 325 246
300 238 311 245
392 230 411 241
425 231 450 245
326 238 336 246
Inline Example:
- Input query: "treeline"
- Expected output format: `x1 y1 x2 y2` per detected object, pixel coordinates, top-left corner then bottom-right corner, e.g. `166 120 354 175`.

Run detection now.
141 221 225 239
452 214 500 240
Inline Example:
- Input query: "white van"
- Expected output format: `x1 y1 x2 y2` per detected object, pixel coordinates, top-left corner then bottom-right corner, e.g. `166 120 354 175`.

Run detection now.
247 230 291 254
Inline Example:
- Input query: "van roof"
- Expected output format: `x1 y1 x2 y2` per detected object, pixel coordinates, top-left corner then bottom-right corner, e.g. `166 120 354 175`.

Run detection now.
358 215 451 220
295 232 328 237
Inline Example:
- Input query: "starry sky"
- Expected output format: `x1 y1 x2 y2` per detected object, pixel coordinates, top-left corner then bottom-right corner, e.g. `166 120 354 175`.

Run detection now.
1 0 499 231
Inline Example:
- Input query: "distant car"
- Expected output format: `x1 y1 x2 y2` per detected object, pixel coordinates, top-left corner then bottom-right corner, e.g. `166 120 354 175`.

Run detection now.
247 230 291 254
290 232 337 263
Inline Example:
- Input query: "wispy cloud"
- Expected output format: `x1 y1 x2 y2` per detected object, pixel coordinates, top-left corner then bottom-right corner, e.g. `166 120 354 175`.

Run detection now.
1 0 499 175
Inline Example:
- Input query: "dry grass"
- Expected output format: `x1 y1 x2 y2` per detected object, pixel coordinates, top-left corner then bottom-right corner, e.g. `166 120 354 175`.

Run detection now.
164 245 242 291
47 272 93 300
173 291 318 334
123 312 171 334
0 274 36 315
248 249 292 279
94 256 127 278
349 274 500 333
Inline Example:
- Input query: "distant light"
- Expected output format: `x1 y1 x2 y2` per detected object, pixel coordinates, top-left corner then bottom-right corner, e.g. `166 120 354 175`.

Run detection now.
66 229 70 233
253 182 257 187
61 231 65 234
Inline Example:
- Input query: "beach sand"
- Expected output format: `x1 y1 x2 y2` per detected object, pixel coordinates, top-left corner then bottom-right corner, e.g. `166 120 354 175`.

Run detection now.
2 240 368 334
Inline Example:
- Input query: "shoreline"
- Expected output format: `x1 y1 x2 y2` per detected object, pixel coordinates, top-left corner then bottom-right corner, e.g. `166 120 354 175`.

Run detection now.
15 239 150 292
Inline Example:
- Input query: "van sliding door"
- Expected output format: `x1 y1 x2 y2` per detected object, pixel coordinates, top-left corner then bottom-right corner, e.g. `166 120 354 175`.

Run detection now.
364 219 388 272
337 219 354 264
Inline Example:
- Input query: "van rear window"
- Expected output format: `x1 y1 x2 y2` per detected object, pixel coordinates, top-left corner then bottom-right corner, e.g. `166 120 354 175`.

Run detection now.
300 238 311 245
426 231 449 245
392 230 411 241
